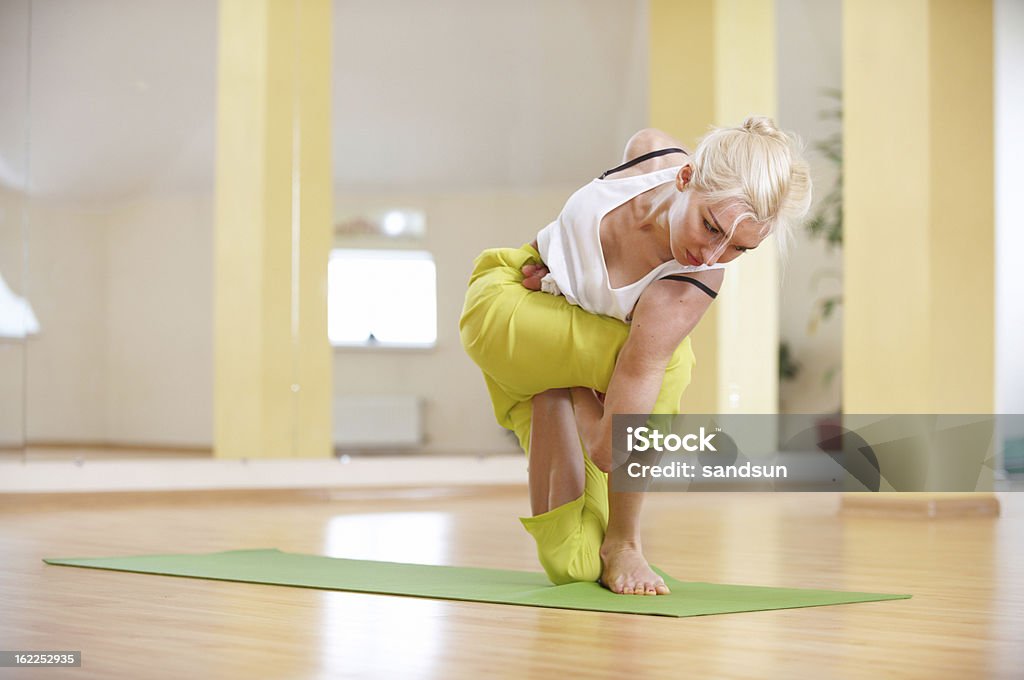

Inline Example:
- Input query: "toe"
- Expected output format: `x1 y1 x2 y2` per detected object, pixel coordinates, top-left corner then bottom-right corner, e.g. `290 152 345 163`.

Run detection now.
656 582 671 595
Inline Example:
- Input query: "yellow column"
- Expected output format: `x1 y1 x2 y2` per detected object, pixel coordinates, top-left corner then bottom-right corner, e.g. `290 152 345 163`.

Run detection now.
844 0 994 414
842 0 996 512
650 0 779 415
214 0 333 459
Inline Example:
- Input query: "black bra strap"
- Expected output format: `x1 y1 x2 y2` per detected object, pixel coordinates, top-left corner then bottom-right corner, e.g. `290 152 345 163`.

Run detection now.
660 274 718 299
599 147 688 179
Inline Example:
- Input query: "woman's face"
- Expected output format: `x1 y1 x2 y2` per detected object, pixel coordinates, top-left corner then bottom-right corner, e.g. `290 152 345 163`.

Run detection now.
665 166 767 267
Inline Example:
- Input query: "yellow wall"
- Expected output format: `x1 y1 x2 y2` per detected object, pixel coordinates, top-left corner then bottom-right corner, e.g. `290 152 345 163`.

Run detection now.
650 0 779 415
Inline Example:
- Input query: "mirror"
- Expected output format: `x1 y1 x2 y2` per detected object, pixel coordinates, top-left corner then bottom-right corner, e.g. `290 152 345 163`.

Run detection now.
4 0 844 470
0 0 31 463
330 1 648 456
19 0 218 462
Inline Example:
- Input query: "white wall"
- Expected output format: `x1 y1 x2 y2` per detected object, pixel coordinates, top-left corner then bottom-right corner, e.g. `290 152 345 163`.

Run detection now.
0 342 25 447
23 200 107 441
995 0 1024 414
775 0 843 414
995 0 1024 468
332 0 648 192
0 0 29 192
103 194 213 446
8 193 213 448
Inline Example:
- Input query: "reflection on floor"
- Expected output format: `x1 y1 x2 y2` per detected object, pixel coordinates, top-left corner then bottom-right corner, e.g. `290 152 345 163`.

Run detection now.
2 487 1022 678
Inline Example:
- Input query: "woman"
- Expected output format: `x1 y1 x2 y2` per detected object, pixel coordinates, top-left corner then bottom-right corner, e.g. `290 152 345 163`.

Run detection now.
460 117 811 595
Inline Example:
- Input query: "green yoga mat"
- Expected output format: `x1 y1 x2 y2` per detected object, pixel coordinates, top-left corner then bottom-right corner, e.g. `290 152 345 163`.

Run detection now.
44 549 910 618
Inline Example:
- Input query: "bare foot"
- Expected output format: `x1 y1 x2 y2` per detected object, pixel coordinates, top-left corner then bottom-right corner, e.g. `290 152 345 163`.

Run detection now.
599 542 671 595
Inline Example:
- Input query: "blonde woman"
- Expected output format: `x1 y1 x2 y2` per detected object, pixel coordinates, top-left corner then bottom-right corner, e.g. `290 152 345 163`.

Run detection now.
460 117 811 595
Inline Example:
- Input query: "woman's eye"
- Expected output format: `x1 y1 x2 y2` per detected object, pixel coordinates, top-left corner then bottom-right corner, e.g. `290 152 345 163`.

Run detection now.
734 246 748 253
704 220 719 234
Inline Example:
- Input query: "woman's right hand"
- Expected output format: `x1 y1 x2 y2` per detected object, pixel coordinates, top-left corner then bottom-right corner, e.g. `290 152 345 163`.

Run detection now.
521 263 550 291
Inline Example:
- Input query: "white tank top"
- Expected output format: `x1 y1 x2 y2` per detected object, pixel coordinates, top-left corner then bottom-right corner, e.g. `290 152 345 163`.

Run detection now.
536 165 725 323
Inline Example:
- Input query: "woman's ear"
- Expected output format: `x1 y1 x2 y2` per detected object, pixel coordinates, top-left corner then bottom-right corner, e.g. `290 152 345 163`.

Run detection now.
676 164 693 191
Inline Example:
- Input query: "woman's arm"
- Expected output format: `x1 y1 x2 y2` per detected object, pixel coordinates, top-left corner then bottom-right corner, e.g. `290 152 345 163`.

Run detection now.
573 269 724 472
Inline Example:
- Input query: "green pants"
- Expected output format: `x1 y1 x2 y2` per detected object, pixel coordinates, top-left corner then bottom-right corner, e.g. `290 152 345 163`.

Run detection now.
459 243 696 584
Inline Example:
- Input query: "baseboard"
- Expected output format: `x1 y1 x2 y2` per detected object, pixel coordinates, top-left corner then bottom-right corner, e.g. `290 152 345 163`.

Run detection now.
0 455 527 493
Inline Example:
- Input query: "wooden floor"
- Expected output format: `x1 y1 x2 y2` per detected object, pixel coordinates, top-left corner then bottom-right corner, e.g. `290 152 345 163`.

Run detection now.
2 486 1022 679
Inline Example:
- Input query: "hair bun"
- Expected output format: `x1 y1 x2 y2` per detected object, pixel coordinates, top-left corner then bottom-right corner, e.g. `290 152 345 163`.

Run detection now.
741 115 778 136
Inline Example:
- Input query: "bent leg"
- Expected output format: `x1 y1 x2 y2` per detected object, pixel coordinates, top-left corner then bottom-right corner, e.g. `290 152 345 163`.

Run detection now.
520 451 609 585
460 244 629 401
517 390 668 591
460 243 696 586
512 388 607 585
527 388 585 516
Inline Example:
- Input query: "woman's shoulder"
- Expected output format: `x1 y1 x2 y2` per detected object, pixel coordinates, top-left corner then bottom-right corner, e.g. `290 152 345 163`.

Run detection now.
622 128 688 163
624 128 687 157
599 129 689 181
638 268 725 315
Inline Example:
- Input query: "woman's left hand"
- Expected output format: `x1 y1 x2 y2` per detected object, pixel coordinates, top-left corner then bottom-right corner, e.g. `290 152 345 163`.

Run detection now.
521 263 550 291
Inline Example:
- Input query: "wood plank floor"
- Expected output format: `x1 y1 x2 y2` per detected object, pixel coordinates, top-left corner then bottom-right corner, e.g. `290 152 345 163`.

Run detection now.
2 487 1022 679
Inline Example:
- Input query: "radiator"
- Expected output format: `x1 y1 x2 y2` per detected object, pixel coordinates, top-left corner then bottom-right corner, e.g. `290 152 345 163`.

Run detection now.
333 395 423 448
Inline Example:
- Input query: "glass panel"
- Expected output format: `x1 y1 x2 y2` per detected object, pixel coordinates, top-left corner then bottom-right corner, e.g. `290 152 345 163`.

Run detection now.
332 0 649 456
24 1 218 462
776 0 843 423
0 0 31 463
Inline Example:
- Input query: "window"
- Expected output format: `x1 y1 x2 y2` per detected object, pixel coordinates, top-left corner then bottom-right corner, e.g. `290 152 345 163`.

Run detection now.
327 249 436 348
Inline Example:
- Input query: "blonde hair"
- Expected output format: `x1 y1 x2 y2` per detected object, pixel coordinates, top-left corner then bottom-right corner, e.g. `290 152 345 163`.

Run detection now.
690 116 812 260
